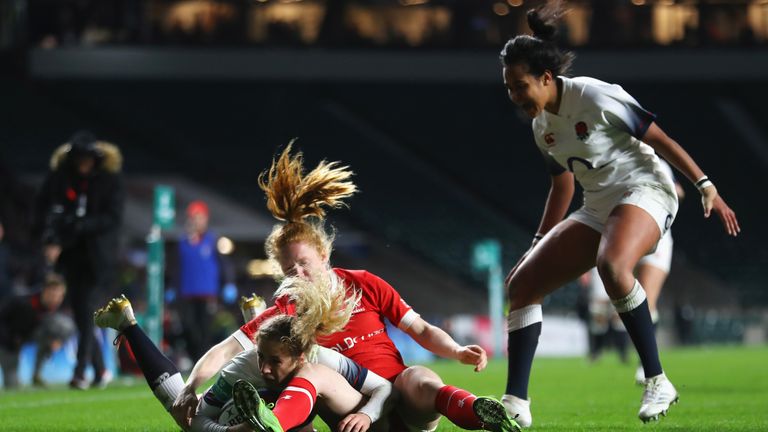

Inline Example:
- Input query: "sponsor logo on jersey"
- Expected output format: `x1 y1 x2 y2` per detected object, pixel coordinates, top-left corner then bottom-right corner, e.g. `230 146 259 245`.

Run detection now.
329 328 386 352
544 132 556 146
352 299 365 314
575 121 589 140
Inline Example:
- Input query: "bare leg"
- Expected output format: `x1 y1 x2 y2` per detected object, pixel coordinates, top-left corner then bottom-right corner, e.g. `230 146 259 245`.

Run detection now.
502 220 601 426
636 264 668 315
596 205 660 300
505 219 600 396
393 366 443 430
597 205 664 379
507 219 602 309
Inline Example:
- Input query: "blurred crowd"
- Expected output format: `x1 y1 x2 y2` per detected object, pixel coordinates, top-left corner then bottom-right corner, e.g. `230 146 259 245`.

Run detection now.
16 0 767 50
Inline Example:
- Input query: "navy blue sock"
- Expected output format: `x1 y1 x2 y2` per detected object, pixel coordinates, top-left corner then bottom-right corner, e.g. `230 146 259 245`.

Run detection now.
123 324 179 390
505 322 542 399
618 300 663 378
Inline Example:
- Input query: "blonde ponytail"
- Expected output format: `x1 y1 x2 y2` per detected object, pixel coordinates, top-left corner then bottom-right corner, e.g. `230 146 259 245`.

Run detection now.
258 272 360 357
275 272 360 351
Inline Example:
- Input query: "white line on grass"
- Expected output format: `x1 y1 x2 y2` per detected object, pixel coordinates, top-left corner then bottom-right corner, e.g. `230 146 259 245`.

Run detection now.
0 390 151 410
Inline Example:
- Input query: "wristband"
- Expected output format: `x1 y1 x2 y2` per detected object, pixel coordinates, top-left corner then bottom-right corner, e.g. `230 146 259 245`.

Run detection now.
695 176 713 193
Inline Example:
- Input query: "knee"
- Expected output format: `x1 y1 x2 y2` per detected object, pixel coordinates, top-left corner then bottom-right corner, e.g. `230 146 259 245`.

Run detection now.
595 257 634 296
506 270 537 308
397 366 442 400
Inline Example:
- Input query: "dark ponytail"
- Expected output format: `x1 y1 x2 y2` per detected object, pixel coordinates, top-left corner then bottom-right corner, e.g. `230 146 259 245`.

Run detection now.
500 1 575 77
527 8 558 42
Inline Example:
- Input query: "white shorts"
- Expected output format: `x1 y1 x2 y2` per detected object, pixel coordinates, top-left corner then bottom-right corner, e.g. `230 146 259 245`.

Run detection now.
568 185 678 242
637 230 673 273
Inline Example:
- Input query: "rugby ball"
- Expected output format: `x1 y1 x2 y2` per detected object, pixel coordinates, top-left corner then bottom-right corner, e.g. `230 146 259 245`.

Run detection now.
218 399 246 427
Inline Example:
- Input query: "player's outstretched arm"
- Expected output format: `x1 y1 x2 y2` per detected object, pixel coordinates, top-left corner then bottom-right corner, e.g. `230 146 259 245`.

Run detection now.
642 122 740 236
402 316 488 372
315 346 394 426
172 335 245 429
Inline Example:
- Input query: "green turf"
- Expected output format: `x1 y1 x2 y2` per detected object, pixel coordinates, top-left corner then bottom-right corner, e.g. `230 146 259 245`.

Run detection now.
1 346 766 431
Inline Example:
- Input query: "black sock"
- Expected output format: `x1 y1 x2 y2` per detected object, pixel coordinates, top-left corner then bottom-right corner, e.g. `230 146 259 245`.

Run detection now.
505 322 542 399
618 300 663 378
123 324 179 390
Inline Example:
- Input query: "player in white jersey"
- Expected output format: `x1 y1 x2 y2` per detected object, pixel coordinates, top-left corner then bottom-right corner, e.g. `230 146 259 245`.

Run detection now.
498 2 740 427
93 274 393 432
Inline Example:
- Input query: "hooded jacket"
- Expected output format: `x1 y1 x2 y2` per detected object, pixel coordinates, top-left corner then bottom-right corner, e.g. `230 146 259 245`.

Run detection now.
34 140 125 281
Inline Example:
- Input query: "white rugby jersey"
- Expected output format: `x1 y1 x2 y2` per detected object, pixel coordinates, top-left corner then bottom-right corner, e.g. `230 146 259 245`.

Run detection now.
192 345 392 432
532 76 676 204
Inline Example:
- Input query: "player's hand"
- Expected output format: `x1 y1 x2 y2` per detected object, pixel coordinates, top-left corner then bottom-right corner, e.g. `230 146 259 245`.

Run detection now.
457 345 488 372
338 413 372 432
171 385 198 430
701 185 740 236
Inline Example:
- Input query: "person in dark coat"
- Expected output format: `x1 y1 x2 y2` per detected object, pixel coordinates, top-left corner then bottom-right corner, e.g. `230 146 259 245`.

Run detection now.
33 130 125 389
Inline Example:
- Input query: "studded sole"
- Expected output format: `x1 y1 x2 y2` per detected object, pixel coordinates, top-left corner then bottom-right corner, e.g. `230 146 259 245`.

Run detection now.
233 380 267 431
639 394 680 423
473 397 522 432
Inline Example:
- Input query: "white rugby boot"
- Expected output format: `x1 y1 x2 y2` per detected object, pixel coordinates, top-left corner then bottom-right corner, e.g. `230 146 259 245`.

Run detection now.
500 394 532 428
638 373 679 423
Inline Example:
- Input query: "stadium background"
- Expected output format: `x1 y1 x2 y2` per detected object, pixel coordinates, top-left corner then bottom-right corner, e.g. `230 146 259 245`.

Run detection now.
0 0 766 429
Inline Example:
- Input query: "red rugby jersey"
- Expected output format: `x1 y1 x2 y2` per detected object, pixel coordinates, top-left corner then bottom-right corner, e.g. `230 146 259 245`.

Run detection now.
239 268 414 380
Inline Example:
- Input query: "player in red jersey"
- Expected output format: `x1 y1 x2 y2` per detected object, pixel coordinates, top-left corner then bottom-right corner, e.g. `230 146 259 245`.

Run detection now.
94 275 393 432
172 143 519 432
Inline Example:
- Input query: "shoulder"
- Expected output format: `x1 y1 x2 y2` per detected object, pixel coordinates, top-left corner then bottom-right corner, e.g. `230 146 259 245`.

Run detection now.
299 362 335 381
221 349 259 381
334 268 396 300
334 268 378 286
564 76 628 110
581 77 641 111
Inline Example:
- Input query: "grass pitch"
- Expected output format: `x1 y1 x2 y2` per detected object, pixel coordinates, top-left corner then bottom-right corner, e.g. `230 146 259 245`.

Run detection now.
1 346 766 431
